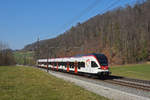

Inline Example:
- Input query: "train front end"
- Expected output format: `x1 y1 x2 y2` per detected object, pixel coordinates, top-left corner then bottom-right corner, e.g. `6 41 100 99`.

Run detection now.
94 54 111 76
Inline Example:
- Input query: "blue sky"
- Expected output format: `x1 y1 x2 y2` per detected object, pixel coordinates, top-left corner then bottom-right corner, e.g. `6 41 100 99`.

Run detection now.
0 0 137 50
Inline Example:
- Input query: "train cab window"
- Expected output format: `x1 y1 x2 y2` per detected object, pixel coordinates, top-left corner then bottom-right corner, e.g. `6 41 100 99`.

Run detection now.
96 54 108 66
91 61 98 67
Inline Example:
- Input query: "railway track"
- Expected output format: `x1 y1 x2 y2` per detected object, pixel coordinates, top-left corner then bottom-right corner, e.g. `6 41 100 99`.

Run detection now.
100 75 150 92
64 72 150 92
103 79 150 92
61 71 150 92
38 67 150 92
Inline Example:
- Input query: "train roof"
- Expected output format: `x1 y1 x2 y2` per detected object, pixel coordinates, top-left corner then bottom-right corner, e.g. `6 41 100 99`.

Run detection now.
38 53 106 61
74 53 105 57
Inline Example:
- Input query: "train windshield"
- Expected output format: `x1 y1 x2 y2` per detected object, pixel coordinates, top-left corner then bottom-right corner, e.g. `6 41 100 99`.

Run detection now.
95 54 108 66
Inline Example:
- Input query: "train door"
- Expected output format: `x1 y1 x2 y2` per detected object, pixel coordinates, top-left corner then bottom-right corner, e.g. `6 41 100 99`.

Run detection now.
74 61 78 73
85 59 91 73
67 62 69 72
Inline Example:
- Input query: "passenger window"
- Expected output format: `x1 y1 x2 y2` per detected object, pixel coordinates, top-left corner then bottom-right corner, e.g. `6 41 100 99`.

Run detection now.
78 62 85 67
69 62 74 68
91 61 98 67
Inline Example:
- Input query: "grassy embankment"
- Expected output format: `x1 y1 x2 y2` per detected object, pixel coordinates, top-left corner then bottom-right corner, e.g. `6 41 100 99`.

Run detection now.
110 63 150 80
0 66 109 100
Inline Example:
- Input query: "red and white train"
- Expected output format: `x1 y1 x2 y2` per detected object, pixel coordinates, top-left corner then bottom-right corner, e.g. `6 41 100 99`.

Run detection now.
37 53 110 76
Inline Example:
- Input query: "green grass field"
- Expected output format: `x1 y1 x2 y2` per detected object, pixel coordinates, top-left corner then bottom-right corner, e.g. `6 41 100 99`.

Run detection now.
13 51 35 65
0 66 109 100
110 64 150 80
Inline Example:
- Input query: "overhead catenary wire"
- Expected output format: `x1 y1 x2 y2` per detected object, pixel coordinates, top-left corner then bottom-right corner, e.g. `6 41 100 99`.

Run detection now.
37 0 123 46
39 0 125 40
59 0 102 32
35 0 136 58
98 0 122 15
39 0 102 40
100 0 140 14
37 0 138 43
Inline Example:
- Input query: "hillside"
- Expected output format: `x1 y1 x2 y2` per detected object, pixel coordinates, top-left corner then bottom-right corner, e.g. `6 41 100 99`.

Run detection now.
24 0 150 65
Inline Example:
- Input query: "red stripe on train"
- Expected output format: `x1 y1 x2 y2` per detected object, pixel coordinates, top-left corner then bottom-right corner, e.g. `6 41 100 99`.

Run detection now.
74 62 78 73
67 62 69 72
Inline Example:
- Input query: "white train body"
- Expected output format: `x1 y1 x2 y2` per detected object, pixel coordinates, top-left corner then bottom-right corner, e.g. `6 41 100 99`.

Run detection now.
37 53 110 76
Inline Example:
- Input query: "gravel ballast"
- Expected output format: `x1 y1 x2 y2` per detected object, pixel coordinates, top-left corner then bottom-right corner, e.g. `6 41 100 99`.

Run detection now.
40 69 150 100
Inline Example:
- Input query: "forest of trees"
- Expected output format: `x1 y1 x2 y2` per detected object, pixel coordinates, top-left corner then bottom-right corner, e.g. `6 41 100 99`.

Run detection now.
0 41 16 66
24 0 150 65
